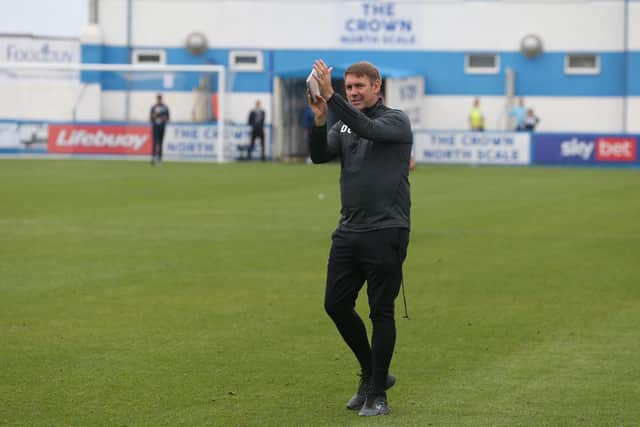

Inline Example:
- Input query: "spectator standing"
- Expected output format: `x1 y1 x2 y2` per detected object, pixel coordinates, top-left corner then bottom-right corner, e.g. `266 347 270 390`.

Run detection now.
509 97 528 131
468 97 485 131
247 100 266 161
149 93 170 165
523 108 540 131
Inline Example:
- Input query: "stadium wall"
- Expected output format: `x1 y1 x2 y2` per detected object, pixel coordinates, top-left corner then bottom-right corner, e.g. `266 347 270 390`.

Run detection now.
79 0 639 133
1 1 639 134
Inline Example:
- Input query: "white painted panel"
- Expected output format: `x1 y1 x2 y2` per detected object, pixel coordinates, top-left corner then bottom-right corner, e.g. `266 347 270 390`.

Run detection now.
422 96 625 133
629 2 640 50
0 80 86 121
131 0 335 48
132 91 203 122
529 97 624 133
422 1 625 51
108 0 627 51
102 92 209 122
98 0 129 46
225 93 272 126
627 97 640 133
422 96 510 131
101 92 127 121
74 84 101 121
99 90 630 133
100 90 272 125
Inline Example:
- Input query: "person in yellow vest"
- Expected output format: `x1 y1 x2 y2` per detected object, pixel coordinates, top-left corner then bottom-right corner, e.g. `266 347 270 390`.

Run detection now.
468 97 485 131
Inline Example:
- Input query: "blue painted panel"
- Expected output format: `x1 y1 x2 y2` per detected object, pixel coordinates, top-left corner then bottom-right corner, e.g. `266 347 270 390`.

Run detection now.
273 50 628 96
87 46 272 93
83 45 639 96
627 52 640 95
81 44 103 83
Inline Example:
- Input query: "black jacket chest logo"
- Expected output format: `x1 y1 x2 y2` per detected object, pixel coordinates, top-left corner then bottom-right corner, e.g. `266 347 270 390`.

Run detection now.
340 125 352 134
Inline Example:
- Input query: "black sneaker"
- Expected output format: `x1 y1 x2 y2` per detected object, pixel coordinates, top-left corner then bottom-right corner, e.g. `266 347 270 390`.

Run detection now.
346 373 396 410
358 393 390 416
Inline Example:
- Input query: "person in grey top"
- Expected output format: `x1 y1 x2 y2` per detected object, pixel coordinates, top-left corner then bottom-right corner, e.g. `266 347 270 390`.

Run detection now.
308 60 412 417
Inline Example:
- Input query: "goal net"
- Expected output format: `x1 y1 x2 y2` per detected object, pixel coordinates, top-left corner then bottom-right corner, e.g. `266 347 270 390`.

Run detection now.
0 62 239 162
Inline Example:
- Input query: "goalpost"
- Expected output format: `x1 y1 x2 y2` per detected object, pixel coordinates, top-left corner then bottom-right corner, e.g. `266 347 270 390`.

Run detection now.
0 62 228 162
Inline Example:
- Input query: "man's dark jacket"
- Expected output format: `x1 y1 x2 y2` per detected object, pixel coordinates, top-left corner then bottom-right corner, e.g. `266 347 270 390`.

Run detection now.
310 93 412 232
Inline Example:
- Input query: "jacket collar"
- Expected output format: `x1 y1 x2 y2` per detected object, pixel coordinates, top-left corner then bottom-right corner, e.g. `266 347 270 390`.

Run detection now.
362 98 384 118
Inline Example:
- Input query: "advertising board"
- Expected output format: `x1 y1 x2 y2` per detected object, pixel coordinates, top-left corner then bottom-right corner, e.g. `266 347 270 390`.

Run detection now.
0 122 48 153
533 134 638 165
414 131 531 165
48 125 151 155
163 124 271 162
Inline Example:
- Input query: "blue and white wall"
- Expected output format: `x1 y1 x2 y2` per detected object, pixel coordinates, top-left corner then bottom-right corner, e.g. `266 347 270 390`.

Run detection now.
16 0 640 133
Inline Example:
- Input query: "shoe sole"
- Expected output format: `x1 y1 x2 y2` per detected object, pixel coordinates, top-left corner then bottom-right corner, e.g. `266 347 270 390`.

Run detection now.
358 406 390 416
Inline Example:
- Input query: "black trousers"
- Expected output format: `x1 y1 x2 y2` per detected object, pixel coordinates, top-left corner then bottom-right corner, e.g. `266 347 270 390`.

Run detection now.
152 125 165 160
247 129 265 160
324 227 409 395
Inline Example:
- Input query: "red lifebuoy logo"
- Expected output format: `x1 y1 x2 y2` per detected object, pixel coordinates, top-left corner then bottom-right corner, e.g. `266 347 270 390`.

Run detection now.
48 125 151 154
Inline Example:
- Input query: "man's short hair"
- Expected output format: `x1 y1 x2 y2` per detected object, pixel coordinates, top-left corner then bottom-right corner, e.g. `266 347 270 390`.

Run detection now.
344 62 381 84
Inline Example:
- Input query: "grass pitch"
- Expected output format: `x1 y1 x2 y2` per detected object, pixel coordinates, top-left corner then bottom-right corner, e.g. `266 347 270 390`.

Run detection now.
1 159 639 426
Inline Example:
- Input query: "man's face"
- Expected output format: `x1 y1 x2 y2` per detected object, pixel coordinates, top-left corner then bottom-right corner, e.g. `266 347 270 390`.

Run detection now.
344 73 381 110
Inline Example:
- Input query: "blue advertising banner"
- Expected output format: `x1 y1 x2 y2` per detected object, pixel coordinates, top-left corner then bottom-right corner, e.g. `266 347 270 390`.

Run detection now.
533 133 638 166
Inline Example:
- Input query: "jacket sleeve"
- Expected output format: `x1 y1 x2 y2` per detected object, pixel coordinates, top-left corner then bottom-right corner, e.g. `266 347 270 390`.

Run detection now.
327 93 412 145
309 123 340 164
